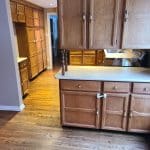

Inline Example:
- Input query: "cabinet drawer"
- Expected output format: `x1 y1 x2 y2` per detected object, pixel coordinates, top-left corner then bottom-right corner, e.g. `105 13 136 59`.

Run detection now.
60 80 101 92
104 82 130 93
133 83 150 94
83 55 96 65
69 55 82 65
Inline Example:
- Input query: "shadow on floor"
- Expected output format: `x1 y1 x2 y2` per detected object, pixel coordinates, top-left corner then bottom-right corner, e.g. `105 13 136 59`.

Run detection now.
0 111 17 128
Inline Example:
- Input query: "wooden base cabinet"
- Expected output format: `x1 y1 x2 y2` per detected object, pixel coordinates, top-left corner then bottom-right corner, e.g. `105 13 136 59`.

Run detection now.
128 94 150 133
61 91 100 129
102 93 129 131
18 59 29 97
59 80 150 133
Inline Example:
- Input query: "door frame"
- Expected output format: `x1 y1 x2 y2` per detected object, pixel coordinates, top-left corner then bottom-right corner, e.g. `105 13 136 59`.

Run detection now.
45 12 57 69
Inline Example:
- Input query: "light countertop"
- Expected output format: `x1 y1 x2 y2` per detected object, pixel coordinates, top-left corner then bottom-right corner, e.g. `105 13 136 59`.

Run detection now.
55 66 150 83
17 57 27 63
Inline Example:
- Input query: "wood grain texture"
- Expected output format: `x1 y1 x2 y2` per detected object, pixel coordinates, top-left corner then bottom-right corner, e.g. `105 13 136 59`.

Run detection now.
0 70 149 150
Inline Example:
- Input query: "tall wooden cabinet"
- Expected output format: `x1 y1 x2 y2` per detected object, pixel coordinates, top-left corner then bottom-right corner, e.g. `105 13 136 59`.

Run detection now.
58 0 150 49
11 0 47 79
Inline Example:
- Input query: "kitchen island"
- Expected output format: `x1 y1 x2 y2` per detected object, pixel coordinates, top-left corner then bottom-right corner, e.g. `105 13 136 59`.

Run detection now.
56 66 150 133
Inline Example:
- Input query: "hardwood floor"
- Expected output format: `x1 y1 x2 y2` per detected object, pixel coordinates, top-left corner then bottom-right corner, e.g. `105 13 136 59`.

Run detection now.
0 69 149 150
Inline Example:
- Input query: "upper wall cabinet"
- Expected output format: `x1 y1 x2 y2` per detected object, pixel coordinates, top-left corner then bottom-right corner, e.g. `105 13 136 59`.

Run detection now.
58 0 124 49
58 0 87 49
10 1 25 23
89 0 123 49
58 0 150 49
122 0 150 49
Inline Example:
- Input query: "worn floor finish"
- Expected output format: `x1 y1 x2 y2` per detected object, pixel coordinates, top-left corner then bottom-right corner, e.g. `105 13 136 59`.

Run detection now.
0 69 149 150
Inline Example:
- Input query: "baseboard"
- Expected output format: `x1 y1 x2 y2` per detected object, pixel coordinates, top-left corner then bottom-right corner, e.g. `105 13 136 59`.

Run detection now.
47 66 52 70
0 103 25 111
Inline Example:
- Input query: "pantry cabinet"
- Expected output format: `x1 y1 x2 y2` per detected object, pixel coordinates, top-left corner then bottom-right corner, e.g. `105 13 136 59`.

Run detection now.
59 80 150 133
58 0 150 49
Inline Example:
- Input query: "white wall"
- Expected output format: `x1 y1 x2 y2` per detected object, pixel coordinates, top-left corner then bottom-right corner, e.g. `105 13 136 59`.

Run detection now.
0 0 24 111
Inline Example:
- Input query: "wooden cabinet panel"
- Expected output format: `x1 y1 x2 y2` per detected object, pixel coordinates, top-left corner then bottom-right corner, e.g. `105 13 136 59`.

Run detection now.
25 6 34 27
43 51 47 69
89 0 123 49
133 83 150 94
33 9 40 27
69 55 82 65
102 93 129 131
83 55 96 65
128 95 150 133
104 82 130 93
61 91 100 128
17 4 25 23
26 28 35 42
122 0 150 49
18 60 29 96
60 80 101 92
10 1 18 22
37 52 43 72
58 0 87 49
29 55 38 67
30 65 39 78
39 11 44 27
28 43 37 56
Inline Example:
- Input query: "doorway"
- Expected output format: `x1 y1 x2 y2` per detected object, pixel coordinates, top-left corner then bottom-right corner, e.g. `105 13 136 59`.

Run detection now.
49 14 60 68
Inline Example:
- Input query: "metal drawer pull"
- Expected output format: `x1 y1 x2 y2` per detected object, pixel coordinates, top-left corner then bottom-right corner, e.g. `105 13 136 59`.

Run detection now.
113 86 117 90
97 93 107 99
144 88 149 92
76 84 81 88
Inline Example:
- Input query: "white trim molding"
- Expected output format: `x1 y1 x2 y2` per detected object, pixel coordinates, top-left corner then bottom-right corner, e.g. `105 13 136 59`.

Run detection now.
0 103 25 112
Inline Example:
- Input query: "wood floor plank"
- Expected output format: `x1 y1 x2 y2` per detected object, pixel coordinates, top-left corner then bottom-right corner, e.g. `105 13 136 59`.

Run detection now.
0 69 149 150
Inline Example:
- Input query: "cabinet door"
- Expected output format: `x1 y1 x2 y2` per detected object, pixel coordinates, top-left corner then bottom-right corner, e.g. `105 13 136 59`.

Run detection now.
25 6 34 27
102 93 129 131
61 91 101 129
58 0 87 49
89 0 124 49
122 0 150 49
17 4 25 23
128 95 150 133
10 1 18 22
33 9 40 27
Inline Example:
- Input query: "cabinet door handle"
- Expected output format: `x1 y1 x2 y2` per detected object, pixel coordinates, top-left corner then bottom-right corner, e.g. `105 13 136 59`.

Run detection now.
82 13 86 21
89 15 93 22
144 88 149 92
113 86 117 90
124 9 128 22
97 93 107 99
129 111 133 118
